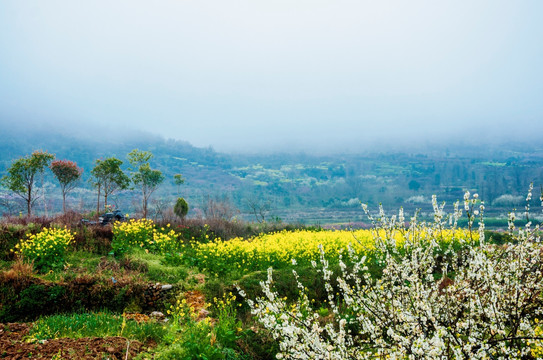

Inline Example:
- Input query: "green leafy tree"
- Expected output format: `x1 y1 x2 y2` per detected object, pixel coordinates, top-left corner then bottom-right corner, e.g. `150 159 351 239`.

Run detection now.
1 151 55 216
174 174 185 197
174 197 189 219
50 160 83 213
90 157 129 212
127 149 165 218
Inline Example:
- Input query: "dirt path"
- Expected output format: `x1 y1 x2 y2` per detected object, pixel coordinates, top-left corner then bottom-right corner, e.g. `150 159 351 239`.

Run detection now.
0 323 145 359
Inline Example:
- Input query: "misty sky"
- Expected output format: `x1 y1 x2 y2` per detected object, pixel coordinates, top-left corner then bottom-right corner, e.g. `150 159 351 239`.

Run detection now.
1 1 542 153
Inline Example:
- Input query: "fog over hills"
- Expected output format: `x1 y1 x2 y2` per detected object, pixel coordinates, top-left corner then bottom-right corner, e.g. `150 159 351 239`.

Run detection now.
1 116 541 156
1 0 542 222
1 1 542 154
1 120 542 224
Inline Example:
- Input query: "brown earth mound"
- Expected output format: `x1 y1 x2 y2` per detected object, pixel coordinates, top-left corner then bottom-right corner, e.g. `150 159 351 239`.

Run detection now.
0 323 145 359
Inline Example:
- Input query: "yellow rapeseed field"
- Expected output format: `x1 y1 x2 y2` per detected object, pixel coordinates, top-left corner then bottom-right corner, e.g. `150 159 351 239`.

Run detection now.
112 219 180 254
193 228 475 275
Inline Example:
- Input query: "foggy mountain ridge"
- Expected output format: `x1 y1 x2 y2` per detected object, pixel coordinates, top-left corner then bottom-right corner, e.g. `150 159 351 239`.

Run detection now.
1 117 541 158
0 123 542 224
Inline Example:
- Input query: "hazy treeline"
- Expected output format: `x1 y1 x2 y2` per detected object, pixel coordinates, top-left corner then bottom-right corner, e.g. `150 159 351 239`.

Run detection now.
1 127 542 222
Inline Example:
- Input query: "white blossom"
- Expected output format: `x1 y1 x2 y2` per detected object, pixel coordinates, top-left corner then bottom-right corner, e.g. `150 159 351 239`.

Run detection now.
241 193 543 360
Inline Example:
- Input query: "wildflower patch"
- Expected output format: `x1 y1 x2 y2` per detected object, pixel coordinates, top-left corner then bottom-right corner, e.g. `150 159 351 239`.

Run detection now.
111 219 182 259
192 227 474 276
13 227 74 271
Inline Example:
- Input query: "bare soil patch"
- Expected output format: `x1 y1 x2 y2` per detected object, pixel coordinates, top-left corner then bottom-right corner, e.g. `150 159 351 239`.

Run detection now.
0 323 148 359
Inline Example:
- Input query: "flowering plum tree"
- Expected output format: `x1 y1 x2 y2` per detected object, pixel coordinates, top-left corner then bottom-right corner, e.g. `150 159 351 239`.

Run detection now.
241 191 543 359
50 160 83 213
0 151 55 216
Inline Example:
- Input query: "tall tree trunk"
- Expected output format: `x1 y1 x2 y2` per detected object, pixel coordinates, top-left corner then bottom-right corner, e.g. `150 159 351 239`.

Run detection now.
142 189 147 219
96 184 101 215
62 191 66 214
27 185 32 217
41 172 47 217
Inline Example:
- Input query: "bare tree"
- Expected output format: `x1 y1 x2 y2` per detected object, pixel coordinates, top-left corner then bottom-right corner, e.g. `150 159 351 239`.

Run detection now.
201 195 239 221
245 195 271 223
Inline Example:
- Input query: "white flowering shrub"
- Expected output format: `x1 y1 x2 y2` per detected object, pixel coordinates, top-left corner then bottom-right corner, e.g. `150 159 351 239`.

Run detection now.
239 189 543 359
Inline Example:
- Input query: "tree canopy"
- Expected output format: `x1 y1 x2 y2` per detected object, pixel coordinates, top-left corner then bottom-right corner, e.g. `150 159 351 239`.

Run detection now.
50 160 83 213
90 157 130 211
0 151 55 216
128 149 164 218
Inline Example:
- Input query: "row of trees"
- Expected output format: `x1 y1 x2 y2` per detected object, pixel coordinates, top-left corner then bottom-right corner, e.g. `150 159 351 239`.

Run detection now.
0 149 183 218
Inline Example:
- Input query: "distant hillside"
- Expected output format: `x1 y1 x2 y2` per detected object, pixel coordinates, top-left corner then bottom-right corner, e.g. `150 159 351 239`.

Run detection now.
1 125 542 224
0 125 241 217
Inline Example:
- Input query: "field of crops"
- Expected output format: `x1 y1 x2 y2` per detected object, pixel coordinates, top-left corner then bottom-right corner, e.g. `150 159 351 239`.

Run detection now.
2 200 542 359
192 227 476 275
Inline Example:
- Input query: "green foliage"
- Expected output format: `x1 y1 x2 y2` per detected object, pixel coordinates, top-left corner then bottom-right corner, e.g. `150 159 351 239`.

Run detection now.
128 149 165 218
1 150 55 216
127 149 153 168
161 299 223 359
0 272 147 322
152 295 246 360
173 173 185 196
134 165 164 190
0 224 27 260
211 293 244 349
90 157 130 209
28 311 167 343
14 227 74 272
174 197 189 219
127 250 189 284
0 284 66 322
111 219 155 257
50 159 82 213
173 174 185 186
484 230 514 245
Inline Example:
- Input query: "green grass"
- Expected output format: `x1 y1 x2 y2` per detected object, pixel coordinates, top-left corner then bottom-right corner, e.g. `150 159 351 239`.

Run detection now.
6 218 524 359
0 260 12 270
28 311 167 343
37 248 191 284
127 249 190 284
37 251 104 282
66 250 103 270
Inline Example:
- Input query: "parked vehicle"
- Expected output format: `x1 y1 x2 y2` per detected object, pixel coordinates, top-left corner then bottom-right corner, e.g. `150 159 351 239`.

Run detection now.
81 210 127 225
99 210 126 224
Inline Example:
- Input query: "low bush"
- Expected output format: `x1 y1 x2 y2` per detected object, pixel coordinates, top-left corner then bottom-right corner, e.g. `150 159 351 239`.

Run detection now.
0 224 26 260
0 270 148 322
111 219 155 257
111 219 185 261
0 283 66 322
72 224 113 254
13 226 74 271
149 293 248 360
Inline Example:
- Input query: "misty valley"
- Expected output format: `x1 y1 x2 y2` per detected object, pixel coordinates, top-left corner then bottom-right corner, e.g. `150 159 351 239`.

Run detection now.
1 128 541 225
1 130 542 359
2 0 542 357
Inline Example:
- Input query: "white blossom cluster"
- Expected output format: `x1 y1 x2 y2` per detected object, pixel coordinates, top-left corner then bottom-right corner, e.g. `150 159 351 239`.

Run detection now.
239 191 543 360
